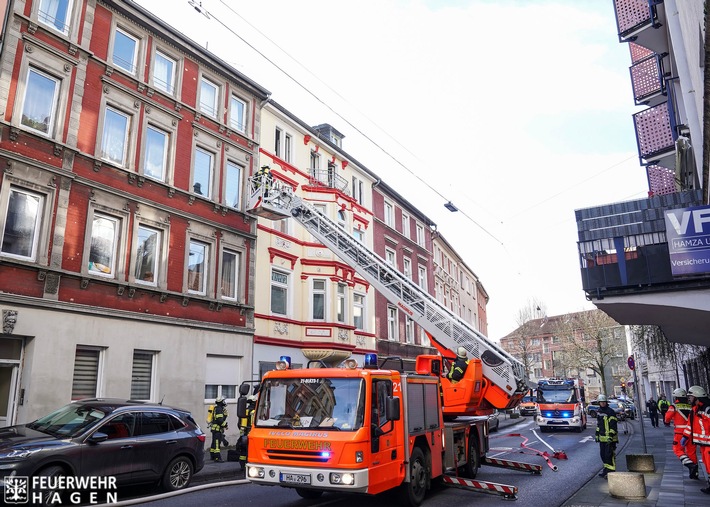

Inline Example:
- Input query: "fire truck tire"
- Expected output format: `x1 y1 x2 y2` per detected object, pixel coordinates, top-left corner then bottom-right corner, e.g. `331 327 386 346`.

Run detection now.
398 446 428 506
463 432 480 479
296 488 323 499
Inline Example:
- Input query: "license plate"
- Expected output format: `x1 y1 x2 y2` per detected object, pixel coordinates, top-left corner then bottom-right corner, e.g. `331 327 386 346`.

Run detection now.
280 473 311 484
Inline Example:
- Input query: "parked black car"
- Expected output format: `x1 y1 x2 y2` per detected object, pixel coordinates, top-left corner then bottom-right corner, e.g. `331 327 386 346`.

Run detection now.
0 399 205 501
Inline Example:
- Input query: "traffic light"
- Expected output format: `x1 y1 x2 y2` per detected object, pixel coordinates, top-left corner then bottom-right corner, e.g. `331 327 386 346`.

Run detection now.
621 381 626 393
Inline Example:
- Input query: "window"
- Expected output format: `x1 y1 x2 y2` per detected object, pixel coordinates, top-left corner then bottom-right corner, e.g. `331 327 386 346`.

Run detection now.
353 227 364 243
112 27 139 75
101 106 130 166
21 68 59 136
225 161 242 209
337 210 346 230
274 127 282 158
401 212 410 238
385 248 395 267
205 355 239 401
312 279 326 320
284 134 292 164
88 214 119 277
1 187 43 261
403 258 412 279
199 76 219 117
387 306 398 341
353 293 365 330
406 317 414 344
153 50 176 95
137 412 172 436
134 225 161 285
418 265 428 291
130 350 155 400
187 240 209 295
416 224 425 246
220 249 240 300
144 126 168 181
421 328 430 347
384 202 394 227
230 95 246 132
352 177 364 205
193 148 213 198
271 269 289 316
38 0 72 34
310 150 320 172
336 283 346 323
71 347 102 400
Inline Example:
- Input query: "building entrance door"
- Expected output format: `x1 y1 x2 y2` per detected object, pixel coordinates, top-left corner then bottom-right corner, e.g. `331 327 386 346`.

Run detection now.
0 363 19 426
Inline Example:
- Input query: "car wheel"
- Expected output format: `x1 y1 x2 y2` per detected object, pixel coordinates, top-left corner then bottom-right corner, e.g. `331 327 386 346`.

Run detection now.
397 446 428 506
37 465 66 506
464 432 481 479
162 456 193 492
296 488 323 499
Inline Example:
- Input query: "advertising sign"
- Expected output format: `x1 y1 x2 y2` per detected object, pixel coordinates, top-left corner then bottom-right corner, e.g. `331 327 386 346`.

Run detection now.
664 205 710 276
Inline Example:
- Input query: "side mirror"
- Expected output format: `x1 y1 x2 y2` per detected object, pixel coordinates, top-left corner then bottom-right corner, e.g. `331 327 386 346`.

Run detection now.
88 432 108 444
237 397 248 419
385 397 400 421
239 383 250 396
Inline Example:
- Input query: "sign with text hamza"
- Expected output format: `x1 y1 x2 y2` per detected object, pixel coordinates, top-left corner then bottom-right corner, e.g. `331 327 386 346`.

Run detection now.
664 205 710 276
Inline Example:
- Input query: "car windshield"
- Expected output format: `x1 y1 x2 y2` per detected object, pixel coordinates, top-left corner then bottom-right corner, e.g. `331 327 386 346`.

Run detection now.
537 388 577 403
27 403 107 437
255 377 365 431
522 396 534 403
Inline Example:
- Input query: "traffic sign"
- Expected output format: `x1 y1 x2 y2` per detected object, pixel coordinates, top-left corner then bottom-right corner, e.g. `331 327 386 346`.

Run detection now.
627 355 635 370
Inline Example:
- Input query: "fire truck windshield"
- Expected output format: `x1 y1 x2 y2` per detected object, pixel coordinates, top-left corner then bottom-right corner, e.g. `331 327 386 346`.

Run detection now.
255 377 365 431
537 388 578 404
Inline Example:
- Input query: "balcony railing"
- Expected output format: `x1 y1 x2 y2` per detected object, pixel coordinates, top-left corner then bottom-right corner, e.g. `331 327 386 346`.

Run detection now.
576 190 703 294
308 168 349 194
646 165 677 196
630 53 664 104
633 101 675 164
613 0 666 53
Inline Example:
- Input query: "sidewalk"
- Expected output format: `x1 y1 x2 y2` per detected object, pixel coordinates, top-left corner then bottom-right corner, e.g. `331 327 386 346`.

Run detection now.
562 418 709 507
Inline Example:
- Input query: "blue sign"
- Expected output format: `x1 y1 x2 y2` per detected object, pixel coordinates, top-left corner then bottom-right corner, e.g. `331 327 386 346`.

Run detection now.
664 205 710 275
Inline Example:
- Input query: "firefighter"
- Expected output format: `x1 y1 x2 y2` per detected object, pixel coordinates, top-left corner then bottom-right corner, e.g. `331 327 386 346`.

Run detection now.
236 394 256 469
255 165 272 196
664 388 699 479
658 393 670 422
447 346 469 383
682 385 710 494
209 396 229 462
594 394 618 479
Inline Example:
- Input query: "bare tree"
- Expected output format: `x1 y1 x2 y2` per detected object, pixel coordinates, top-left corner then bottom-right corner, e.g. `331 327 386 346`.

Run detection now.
504 298 547 381
552 310 625 395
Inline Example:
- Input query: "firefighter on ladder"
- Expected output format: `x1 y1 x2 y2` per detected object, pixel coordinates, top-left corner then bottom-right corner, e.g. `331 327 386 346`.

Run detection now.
255 165 272 197
447 346 469 383
682 385 710 494
594 394 618 479
664 387 699 479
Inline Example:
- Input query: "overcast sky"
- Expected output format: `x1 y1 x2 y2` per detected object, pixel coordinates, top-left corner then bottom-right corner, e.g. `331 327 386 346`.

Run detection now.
135 0 649 340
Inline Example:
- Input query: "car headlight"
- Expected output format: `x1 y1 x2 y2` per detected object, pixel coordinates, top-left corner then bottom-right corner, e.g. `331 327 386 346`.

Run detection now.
0 448 41 459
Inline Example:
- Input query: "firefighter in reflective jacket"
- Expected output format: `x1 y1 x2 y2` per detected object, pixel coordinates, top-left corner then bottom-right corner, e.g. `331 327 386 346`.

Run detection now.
447 346 469 383
208 397 229 462
594 394 618 478
665 388 699 479
255 165 272 196
236 395 256 469
682 386 710 494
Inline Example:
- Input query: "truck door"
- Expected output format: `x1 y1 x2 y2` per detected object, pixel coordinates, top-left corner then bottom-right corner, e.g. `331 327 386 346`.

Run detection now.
369 378 402 493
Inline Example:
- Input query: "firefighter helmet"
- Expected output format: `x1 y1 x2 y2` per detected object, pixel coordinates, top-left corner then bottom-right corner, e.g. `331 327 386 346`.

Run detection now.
215 396 226 404
456 346 467 359
688 385 707 398
673 388 687 398
597 394 608 402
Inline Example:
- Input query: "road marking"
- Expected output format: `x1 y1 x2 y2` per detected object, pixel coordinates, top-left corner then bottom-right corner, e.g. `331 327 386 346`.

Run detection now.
580 435 595 443
532 430 556 451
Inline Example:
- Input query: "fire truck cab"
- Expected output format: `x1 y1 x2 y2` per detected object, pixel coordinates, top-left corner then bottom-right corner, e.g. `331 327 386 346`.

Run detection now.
535 378 587 432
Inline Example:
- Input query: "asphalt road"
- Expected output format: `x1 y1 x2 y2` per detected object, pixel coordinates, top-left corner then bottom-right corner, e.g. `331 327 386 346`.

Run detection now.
124 416 618 507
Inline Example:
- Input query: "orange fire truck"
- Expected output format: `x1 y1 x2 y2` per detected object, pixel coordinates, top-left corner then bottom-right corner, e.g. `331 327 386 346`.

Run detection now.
535 378 587 432
239 174 532 505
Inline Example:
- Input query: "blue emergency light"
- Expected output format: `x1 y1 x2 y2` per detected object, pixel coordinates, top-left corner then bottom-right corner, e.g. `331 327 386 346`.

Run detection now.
279 356 291 366
364 353 378 368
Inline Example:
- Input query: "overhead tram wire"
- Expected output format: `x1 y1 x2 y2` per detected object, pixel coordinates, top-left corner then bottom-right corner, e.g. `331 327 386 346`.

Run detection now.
187 1 504 246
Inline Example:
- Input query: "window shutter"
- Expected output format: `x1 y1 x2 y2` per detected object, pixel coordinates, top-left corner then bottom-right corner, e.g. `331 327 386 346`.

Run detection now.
131 351 153 400
72 348 99 400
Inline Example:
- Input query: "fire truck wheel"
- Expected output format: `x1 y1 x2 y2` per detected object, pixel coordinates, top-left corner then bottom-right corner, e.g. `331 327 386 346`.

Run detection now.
296 488 323 499
463 432 480 479
398 446 428 506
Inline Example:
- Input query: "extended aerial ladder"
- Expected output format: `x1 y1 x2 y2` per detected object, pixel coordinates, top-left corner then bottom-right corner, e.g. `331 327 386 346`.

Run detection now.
247 174 528 411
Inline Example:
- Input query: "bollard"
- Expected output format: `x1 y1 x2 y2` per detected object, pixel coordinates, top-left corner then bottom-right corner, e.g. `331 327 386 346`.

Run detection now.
625 454 656 472
608 472 646 499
